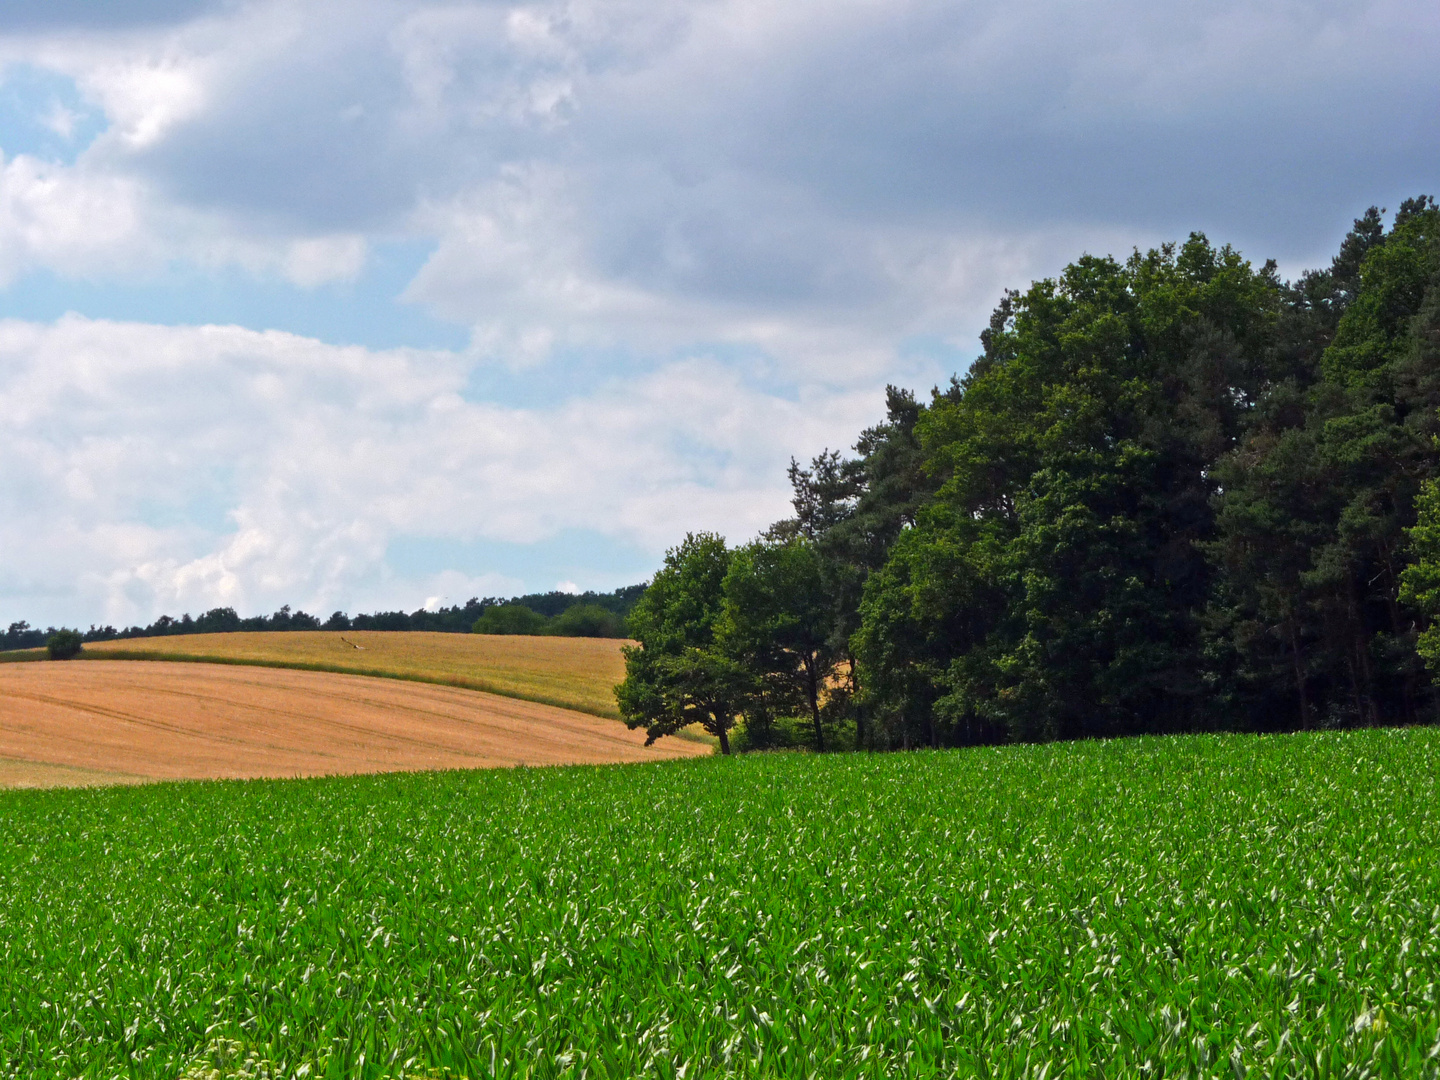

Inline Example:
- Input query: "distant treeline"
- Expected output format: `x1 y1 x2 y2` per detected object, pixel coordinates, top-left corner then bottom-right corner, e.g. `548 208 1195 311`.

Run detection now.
0 585 645 651
619 197 1440 753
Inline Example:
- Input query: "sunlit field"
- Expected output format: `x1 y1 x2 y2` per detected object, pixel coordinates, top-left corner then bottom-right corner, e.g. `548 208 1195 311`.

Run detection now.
71 631 628 717
2 727 1437 1078
0 660 701 788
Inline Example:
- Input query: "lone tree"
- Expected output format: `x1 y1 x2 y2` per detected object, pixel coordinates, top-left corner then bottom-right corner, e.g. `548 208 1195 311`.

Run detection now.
46 629 83 660
616 533 748 754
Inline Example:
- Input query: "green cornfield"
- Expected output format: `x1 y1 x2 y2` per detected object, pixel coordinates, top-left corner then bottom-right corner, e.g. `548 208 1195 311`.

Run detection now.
3 728 1438 1078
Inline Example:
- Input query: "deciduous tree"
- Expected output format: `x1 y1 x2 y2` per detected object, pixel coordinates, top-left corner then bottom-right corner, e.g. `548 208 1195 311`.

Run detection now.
722 539 837 751
617 533 747 754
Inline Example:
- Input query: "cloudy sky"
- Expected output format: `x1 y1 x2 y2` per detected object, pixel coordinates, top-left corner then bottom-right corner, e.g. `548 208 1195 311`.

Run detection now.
1 0 1437 628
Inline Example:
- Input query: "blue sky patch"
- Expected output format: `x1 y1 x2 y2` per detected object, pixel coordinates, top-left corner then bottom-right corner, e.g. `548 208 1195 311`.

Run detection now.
0 64 105 164
4 240 470 351
386 530 656 599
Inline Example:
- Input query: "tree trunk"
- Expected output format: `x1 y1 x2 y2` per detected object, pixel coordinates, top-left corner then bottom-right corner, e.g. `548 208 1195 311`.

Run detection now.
1384 590 1418 724
1289 619 1311 728
1348 576 1379 725
716 725 732 756
804 653 825 752
848 654 867 750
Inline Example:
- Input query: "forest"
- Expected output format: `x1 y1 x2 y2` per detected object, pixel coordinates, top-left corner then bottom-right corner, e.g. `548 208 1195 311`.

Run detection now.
10 198 1440 757
619 197 1440 753
0 585 644 651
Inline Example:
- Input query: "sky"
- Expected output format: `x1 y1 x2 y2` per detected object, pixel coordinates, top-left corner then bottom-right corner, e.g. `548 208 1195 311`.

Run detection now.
1 0 1437 629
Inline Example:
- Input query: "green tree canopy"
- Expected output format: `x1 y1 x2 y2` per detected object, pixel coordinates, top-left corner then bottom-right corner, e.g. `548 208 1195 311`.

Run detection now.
721 539 837 751
1400 478 1440 677
551 603 624 638
1208 197 1440 728
856 235 1286 744
624 198 1440 751
472 604 549 636
46 629 83 660
616 533 748 754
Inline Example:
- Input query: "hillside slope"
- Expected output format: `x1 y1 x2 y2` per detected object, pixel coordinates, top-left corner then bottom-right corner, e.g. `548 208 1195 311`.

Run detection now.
0 659 702 786
73 630 628 717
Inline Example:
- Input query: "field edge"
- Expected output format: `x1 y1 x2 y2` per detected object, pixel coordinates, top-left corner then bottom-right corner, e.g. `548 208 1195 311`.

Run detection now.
0 648 45 664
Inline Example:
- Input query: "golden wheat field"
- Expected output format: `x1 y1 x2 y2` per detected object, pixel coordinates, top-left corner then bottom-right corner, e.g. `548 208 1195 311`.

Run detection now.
0 659 704 787
74 630 628 717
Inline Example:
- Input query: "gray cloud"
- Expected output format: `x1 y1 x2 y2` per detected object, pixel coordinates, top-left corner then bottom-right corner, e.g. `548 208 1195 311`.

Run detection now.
10 0 1437 317
577 0 1440 255
1 0 1437 621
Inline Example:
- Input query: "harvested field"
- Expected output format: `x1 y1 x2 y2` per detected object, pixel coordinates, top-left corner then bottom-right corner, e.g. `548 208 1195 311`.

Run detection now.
0 660 704 787
79 630 628 716
0 758 145 789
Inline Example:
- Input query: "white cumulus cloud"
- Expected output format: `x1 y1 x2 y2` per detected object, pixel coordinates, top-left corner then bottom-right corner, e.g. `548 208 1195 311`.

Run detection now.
0 0 1435 625
0 315 896 626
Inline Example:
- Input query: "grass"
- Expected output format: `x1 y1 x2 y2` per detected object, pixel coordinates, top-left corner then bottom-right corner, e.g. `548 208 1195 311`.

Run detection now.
2 727 1438 1078
63 631 630 719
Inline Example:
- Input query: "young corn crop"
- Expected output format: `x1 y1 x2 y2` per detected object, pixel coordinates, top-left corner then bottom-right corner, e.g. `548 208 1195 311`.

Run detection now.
2 728 1438 1078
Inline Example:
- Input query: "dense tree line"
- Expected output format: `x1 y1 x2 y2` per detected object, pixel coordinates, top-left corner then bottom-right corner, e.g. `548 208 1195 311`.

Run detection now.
471 601 629 637
619 198 1440 752
0 585 645 652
